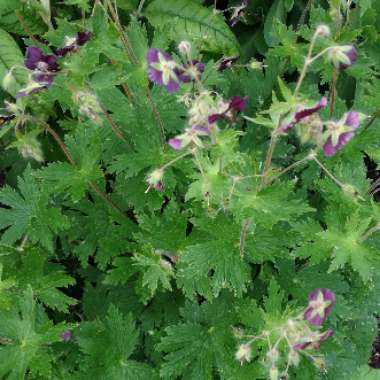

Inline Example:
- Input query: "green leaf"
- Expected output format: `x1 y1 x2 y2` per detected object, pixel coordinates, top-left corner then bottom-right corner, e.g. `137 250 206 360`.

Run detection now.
264 0 294 47
0 28 27 95
320 209 378 283
145 0 240 55
0 166 70 251
133 245 174 300
177 215 250 299
0 286 68 379
76 305 157 379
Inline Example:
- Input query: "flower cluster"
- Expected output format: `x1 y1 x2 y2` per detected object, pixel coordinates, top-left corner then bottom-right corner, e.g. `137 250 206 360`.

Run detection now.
15 31 91 97
235 288 336 379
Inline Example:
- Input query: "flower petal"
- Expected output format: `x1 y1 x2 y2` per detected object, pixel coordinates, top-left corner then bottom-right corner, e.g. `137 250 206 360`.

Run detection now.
25 47 43 70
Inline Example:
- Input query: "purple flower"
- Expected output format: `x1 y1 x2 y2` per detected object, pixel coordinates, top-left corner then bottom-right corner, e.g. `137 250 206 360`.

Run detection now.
281 97 328 133
168 126 210 150
303 288 336 326
56 31 92 57
62 330 72 342
176 60 205 83
293 329 333 351
208 96 248 124
323 111 360 156
328 45 357 70
25 47 58 86
230 0 249 27
217 56 239 71
147 48 180 93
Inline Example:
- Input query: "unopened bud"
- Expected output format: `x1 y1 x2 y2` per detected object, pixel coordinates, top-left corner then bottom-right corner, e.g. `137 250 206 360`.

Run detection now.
312 356 326 371
249 59 264 70
316 25 330 37
235 343 252 365
2 70 15 91
146 169 164 192
266 348 279 364
178 40 191 55
287 349 300 366
269 365 279 380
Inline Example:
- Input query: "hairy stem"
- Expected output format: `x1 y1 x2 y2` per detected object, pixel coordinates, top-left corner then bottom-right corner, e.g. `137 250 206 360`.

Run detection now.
239 219 252 259
312 155 345 189
329 68 337 117
364 108 380 130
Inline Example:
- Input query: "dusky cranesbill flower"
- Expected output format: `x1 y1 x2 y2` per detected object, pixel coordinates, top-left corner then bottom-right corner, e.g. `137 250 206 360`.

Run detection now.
176 60 205 83
147 48 180 93
323 111 360 156
293 329 333 351
56 31 92 57
168 126 210 150
328 45 357 70
208 96 248 124
62 330 72 342
303 288 336 326
17 47 59 97
280 97 328 133
25 47 58 86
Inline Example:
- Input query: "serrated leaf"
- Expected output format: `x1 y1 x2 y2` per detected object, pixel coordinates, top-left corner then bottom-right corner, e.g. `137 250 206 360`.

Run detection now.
145 0 240 55
0 28 27 95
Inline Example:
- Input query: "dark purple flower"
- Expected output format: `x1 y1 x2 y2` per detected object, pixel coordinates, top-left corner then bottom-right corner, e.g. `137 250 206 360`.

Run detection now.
56 31 92 57
323 111 360 156
208 96 248 124
25 47 58 72
217 56 239 71
303 288 336 326
230 0 249 27
147 48 180 93
176 60 205 83
281 97 328 133
328 45 357 70
168 126 210 150
62 330 72 342
293 329 333 352
23 47 59 94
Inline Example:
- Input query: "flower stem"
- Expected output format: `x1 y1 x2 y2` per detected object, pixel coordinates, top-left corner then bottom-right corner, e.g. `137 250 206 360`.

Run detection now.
160 150 192 171
137 0 147 14
239 218 252 259
311 155 345 189
364 108 380 130
268 156 310 184
361 223 380 242
329 67 337 117
294 30 320 97
259 129 279 190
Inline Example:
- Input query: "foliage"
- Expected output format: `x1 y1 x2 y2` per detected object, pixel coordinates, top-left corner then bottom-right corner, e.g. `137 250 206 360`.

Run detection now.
0 0 379 379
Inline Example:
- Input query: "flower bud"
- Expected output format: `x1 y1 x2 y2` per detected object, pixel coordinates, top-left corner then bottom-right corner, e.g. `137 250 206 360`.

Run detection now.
2 70 15 91
266 348 279 364
316 25 330 37
146 169 164 192
312 356 326 371
287 349 300 366
178 40 191 55
249 59 264 70
235 343 252 364
269 365 279 380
